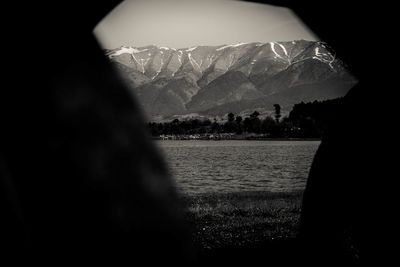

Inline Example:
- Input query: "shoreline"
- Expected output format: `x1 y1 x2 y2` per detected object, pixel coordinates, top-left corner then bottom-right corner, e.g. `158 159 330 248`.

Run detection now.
152 137 321 141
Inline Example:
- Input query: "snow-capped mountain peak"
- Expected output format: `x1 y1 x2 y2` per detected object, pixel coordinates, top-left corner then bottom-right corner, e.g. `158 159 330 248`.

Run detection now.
106 40 356 121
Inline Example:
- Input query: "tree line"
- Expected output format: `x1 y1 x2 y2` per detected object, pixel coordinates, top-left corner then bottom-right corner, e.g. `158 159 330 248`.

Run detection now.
147 98 344 138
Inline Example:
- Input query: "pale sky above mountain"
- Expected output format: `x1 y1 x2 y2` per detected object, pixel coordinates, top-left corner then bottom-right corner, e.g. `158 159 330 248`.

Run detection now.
93 0 318 49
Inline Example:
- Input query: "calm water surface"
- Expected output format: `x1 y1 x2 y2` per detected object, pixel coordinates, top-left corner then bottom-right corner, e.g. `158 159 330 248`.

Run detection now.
156 140 320 194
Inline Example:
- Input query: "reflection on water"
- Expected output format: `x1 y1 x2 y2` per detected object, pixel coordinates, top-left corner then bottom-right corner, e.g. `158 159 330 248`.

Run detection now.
156 140 320 194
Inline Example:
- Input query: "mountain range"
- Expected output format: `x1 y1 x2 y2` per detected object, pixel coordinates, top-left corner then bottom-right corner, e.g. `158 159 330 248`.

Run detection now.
106 40 357 121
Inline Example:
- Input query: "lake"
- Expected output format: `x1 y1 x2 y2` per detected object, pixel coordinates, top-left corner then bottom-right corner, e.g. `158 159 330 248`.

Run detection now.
155 140 320 195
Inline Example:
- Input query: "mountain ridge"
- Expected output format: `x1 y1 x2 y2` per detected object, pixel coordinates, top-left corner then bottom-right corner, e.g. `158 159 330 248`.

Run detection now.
106 40 357 121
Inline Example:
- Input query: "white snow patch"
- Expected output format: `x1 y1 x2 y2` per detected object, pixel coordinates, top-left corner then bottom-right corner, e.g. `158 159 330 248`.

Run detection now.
277 43 288 57
207 55 215 68
152 57 164 80
313 47 336 71
177 51 183 64
130 54 140 66
270 42 290 62
139 58 148 73
108 46 149 58
227 54 235 69
186 46 198 52
270 42 284 60
130 53 147 74
216 42 247 51
188 53 202 71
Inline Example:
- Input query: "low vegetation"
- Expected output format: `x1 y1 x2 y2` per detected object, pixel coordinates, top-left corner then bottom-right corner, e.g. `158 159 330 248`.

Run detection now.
147 98 344 139
180 191 303 249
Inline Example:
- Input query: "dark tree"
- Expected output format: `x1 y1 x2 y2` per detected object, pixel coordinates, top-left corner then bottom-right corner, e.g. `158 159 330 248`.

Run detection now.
202 119 212 127
273 104 281 123
248 111 261 133
224 113 237 133
211 118 221 133
243 117 251 132
235 115 242 124
235 116 243 134
261 116 276 135
250 111 260 119
227 112 235 122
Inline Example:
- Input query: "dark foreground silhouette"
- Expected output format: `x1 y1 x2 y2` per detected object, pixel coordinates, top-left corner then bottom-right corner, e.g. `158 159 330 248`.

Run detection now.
0 0 393 265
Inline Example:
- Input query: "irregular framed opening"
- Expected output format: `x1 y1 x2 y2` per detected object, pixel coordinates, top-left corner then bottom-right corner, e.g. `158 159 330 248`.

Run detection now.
93 0 358 250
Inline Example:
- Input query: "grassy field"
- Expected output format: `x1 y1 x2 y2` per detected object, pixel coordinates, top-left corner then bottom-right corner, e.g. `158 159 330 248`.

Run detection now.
180 191 304 250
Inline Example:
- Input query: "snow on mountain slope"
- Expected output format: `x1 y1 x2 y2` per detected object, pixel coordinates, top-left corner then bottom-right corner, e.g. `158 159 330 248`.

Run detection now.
106 40 357 120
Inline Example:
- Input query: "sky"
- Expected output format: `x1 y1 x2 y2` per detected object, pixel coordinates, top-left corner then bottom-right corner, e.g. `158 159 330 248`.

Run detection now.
93 0 318 49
